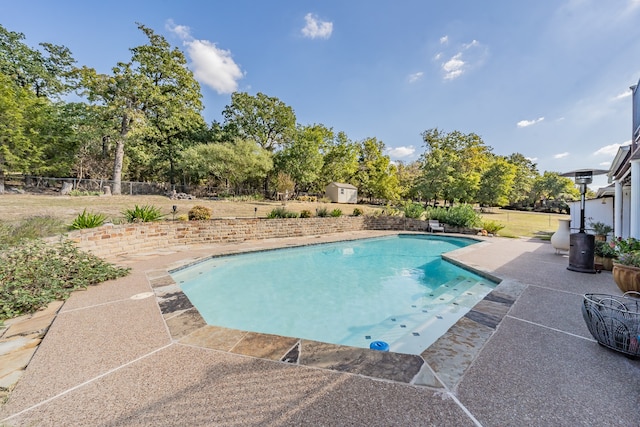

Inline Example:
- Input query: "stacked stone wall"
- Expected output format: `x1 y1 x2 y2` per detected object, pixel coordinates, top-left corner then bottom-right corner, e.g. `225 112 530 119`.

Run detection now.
65 216 434 258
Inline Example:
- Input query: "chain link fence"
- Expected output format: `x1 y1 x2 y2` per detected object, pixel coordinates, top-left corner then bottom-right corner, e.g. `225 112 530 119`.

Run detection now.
7 175 263 198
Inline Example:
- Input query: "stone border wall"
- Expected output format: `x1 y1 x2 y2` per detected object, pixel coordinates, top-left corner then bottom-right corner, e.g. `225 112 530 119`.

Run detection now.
66 216 434 258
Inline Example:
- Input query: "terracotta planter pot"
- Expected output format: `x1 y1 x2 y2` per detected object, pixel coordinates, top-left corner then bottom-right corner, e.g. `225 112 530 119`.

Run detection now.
595 256 614 271
612 263 640 293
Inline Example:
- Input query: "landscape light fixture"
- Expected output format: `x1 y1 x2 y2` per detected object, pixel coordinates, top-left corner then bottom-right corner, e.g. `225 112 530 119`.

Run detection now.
560 168 608 273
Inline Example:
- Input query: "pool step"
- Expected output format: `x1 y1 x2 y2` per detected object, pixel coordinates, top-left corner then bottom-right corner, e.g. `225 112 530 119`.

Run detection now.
340 279 492 353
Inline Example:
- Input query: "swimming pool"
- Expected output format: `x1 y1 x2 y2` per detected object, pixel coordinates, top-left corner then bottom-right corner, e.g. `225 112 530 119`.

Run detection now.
172 234 496 355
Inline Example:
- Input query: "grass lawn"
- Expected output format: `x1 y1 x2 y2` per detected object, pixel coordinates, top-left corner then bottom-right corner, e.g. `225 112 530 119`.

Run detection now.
0 194 380 225
479 208 568 239
0 193 567 238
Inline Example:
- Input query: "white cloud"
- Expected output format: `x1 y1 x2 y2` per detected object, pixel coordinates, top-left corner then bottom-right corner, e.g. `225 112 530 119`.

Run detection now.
462 39 479 49
612 90 632 101
554 152 570 159
517 117 545 128
593 143 624 156
301 13 333 39
526 157 538 162
166 20 243 94
439 35 449 44
387 146 415 158
599 161 611 167
408 72 424 83
437 38 488 81
443 53 464 80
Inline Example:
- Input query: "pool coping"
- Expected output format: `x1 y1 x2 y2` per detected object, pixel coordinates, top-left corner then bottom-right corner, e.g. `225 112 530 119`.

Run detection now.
149 232 524 390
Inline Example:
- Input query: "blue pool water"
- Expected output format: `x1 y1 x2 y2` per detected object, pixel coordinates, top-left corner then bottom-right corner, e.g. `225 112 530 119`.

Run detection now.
172 235 496 354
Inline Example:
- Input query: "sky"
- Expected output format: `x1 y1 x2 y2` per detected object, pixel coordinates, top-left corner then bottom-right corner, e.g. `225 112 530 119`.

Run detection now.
3 0 640 190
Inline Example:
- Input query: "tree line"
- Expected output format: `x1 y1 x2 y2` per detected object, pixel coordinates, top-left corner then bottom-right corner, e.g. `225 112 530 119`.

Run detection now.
0 23 580 207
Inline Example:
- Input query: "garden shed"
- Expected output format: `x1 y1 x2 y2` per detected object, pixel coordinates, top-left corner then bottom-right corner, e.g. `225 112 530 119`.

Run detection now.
325 182 357 204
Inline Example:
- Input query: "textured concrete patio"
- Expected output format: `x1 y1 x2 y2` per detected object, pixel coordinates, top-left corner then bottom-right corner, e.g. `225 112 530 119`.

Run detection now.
1 231 638 426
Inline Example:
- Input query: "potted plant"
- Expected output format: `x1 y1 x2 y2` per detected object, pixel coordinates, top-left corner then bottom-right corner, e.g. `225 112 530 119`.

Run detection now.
612 238 640 293
594 240 617 271
589 221 613 241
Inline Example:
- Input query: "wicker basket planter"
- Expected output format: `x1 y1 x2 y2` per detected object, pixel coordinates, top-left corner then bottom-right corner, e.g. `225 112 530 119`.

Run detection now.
612 263 640 293
582 292 640 357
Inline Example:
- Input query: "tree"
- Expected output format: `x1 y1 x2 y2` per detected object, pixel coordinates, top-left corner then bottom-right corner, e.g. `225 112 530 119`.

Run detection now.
0 25 77 192
0 74 41 191
418 128 491 204
79 24 205 194
222 92 296 152
531 171 580 204
477 156 517 207
354 137 399 201
179 139 272 193
506 153 538 206
319 131 359 187
0 24 76 99
132 24 205 186
273 124 327 193
78 62 142 195
396 160 423 200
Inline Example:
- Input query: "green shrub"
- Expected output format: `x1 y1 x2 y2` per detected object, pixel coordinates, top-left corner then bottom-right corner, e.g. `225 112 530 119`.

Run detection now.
426 204 480 228
330 209 343 217
188 205 212 220
352 208 363 217
69 189 101 196
0 239 130 320
316 207 329 217
481 220 505 235
123 205 164 223
383 203 402 217
300 209 313 218
594 240 617 258
403 202 425 219
267 207 299 218
71 209 107 229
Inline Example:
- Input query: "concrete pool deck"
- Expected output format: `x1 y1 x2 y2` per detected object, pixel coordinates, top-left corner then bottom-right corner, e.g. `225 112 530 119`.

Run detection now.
1 231 639 426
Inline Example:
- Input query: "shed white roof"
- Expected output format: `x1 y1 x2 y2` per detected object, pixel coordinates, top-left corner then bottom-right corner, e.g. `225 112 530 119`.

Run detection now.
327 182 357 189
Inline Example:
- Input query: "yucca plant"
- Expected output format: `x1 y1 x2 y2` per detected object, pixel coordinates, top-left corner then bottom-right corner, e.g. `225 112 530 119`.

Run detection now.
330 209 343 217
122 205 164 223
71 209 107 229
267 207 299 218
316 207 329 217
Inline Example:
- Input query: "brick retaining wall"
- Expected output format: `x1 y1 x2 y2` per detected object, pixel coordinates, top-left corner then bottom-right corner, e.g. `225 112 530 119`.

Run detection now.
66 216 432 258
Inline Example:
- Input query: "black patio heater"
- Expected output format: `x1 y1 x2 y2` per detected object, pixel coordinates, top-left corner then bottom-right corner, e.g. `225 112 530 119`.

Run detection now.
560 169 608 273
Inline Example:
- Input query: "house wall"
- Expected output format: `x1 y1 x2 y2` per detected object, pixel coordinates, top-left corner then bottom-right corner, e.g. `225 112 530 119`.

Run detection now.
569 198 614 236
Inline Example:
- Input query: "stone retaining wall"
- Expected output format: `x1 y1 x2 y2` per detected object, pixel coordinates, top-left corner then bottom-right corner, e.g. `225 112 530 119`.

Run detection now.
66 216 434 258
